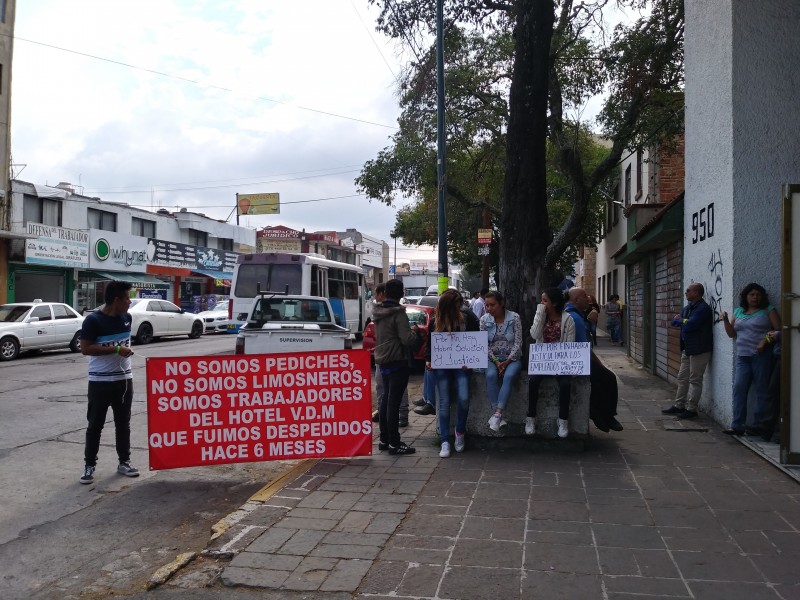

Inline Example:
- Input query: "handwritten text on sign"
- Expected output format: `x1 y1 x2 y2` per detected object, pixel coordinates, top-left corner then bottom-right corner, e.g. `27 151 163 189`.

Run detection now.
431 331 488 369
146 350 372 470
528 342 591 375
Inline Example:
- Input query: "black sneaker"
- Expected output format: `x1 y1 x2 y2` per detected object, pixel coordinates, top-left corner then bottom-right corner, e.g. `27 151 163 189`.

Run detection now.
661 405 683 415
607 417 624 431
399 420 409 427
677 410 698 420
117 462 140 477
378 441 389 451
388 442 416 455
80 465 95 485
414 403 435 416
412 398 428 407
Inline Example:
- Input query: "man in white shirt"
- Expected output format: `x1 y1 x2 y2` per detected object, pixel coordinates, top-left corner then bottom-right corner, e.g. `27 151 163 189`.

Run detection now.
471 288 488 319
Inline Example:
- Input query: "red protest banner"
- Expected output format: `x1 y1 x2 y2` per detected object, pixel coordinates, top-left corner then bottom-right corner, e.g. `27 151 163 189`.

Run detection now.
145 350 372 470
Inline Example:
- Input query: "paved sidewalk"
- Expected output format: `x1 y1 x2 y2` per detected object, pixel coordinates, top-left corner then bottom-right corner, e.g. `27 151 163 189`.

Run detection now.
166 345 800 599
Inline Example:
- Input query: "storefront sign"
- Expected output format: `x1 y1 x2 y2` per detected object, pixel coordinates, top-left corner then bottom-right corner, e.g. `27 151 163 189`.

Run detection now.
410 259 438 272
528 342 591 375
146 350 373 470
257 238 302 253
25 223 89 267
89 230 149 271
431 331 488 369
147 239 238 272
259 225 302 239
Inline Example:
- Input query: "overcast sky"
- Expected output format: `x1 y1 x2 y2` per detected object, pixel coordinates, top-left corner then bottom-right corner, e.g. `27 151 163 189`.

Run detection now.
11 1 442 263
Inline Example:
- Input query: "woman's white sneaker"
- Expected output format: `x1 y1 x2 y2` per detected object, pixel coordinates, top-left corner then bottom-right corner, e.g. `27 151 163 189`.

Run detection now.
439 442 451 458
557 418 569 438
454 432 465 452
525 417 535 435
488 413 502 432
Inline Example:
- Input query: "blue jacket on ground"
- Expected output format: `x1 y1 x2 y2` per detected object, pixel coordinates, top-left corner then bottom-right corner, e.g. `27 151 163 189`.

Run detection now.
671 299 713 355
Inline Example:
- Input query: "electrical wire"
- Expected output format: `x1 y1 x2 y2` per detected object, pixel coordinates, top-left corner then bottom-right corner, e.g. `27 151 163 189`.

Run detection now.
7 33 398 130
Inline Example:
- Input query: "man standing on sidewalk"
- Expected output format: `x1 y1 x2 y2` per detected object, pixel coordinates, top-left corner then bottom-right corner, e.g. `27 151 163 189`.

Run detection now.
79 280 139 484
371 284 409 426
662 283 713 419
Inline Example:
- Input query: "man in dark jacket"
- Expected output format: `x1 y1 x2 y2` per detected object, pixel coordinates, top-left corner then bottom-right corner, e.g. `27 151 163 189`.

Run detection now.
372 279 419 455
662 283 714 419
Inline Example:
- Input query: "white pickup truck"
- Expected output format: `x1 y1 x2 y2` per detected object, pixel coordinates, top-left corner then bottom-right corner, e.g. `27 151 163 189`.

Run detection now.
234 293 350 355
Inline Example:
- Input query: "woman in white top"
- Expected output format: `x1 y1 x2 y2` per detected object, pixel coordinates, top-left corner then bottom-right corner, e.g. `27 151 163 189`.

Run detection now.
527 287 576 438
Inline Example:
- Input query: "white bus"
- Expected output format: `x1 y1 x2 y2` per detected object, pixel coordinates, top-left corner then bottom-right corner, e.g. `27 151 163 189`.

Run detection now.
229 252 367 339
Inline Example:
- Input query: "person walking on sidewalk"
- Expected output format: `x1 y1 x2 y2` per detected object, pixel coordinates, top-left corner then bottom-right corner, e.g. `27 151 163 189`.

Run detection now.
78 280 139 484
373 279 419 455
604 294 622 345
427 289 480 457
662 283 714 420
481 291 523 433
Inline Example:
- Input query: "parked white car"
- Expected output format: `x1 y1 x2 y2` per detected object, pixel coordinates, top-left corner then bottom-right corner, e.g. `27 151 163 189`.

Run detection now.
0 301 84 361
128 299 204 344
196 300 230 334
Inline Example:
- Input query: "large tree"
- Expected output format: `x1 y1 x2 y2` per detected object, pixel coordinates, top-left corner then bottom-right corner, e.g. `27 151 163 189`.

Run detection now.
361 0 684 328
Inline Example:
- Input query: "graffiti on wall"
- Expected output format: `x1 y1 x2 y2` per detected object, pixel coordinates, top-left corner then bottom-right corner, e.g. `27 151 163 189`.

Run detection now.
706 249 724 324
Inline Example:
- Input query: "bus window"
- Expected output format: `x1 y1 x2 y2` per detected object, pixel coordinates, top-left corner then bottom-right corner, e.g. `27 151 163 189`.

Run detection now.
310 265 319 296
234 264 302 298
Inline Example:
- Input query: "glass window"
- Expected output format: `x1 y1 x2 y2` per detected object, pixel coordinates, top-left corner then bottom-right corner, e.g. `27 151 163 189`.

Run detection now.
87 208 117 231
30 305 52 321
53 304 78 319
218 238 233 251
235 264 301 299
161 301 182 313
0 305 31 322
188 229 208 247
132 217 156 238
23 195 63 226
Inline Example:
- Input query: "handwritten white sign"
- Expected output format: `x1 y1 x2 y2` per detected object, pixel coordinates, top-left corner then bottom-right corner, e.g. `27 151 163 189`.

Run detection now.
528 342 591 375
431 331 488 369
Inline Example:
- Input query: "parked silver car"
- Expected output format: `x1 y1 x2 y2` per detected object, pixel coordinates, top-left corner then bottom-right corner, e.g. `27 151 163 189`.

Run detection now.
0 301 84 361
128 299 204 344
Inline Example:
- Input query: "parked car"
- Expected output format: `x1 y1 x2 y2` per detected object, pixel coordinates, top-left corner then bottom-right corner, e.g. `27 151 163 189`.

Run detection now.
196 300 230 334
0 300 84 361
128 299 204 344
362 304 434 365
415 295 440 308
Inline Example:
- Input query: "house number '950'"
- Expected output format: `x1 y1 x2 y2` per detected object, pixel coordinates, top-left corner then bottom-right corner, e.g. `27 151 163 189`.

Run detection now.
691 203 714 244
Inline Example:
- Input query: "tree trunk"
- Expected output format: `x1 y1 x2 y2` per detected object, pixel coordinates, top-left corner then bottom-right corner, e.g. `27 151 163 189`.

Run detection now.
499 0 555 332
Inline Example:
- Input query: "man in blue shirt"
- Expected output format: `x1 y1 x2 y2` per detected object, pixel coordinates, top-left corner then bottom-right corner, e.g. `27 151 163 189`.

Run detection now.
662 283 713 419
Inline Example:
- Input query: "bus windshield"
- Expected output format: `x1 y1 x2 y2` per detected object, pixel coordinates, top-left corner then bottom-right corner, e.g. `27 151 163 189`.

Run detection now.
233 264 302 298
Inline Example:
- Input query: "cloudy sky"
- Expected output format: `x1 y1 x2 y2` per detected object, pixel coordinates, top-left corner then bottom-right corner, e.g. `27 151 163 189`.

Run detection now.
11 1 441 263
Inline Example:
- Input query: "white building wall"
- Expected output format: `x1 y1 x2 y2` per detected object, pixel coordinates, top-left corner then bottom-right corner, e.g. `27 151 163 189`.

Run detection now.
685 0 800 426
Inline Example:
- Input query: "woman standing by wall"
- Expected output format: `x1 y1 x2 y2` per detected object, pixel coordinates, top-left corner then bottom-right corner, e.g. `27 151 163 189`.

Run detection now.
720 283 781 436
426 289 480 457
528 287 577 438
481 291 523 433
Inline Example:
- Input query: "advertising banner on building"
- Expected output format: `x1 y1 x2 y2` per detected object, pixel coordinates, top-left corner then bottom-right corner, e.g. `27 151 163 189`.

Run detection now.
238 192 280 215
257 237 302 253
25 223 89 267
146 350 373 470
89 230 149 271
147 239 239 273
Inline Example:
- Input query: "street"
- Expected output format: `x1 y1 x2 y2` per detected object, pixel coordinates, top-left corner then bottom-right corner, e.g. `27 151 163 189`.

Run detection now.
0 333 295 599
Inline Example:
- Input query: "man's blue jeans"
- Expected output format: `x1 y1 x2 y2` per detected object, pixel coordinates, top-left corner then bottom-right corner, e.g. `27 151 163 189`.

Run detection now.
731 352 772 430
436 369 470 440
485 359 523 411
423 369 437 406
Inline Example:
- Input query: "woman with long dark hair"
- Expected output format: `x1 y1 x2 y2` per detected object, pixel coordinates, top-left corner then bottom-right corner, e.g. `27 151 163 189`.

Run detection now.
426 289 479 457
528 287 577 438
720 282 781 435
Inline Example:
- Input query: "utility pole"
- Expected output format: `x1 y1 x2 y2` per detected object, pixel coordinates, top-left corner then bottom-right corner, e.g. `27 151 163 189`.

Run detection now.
435 0 448 293
482 206 490 289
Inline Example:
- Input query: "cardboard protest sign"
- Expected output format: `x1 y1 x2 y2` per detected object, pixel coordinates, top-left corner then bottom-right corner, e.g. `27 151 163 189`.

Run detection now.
528 342 591 376
431 331 488 369
146 350 372 470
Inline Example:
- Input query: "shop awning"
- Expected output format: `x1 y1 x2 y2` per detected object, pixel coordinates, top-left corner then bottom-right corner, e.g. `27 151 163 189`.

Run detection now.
191 269 234 279
92 271 170 288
